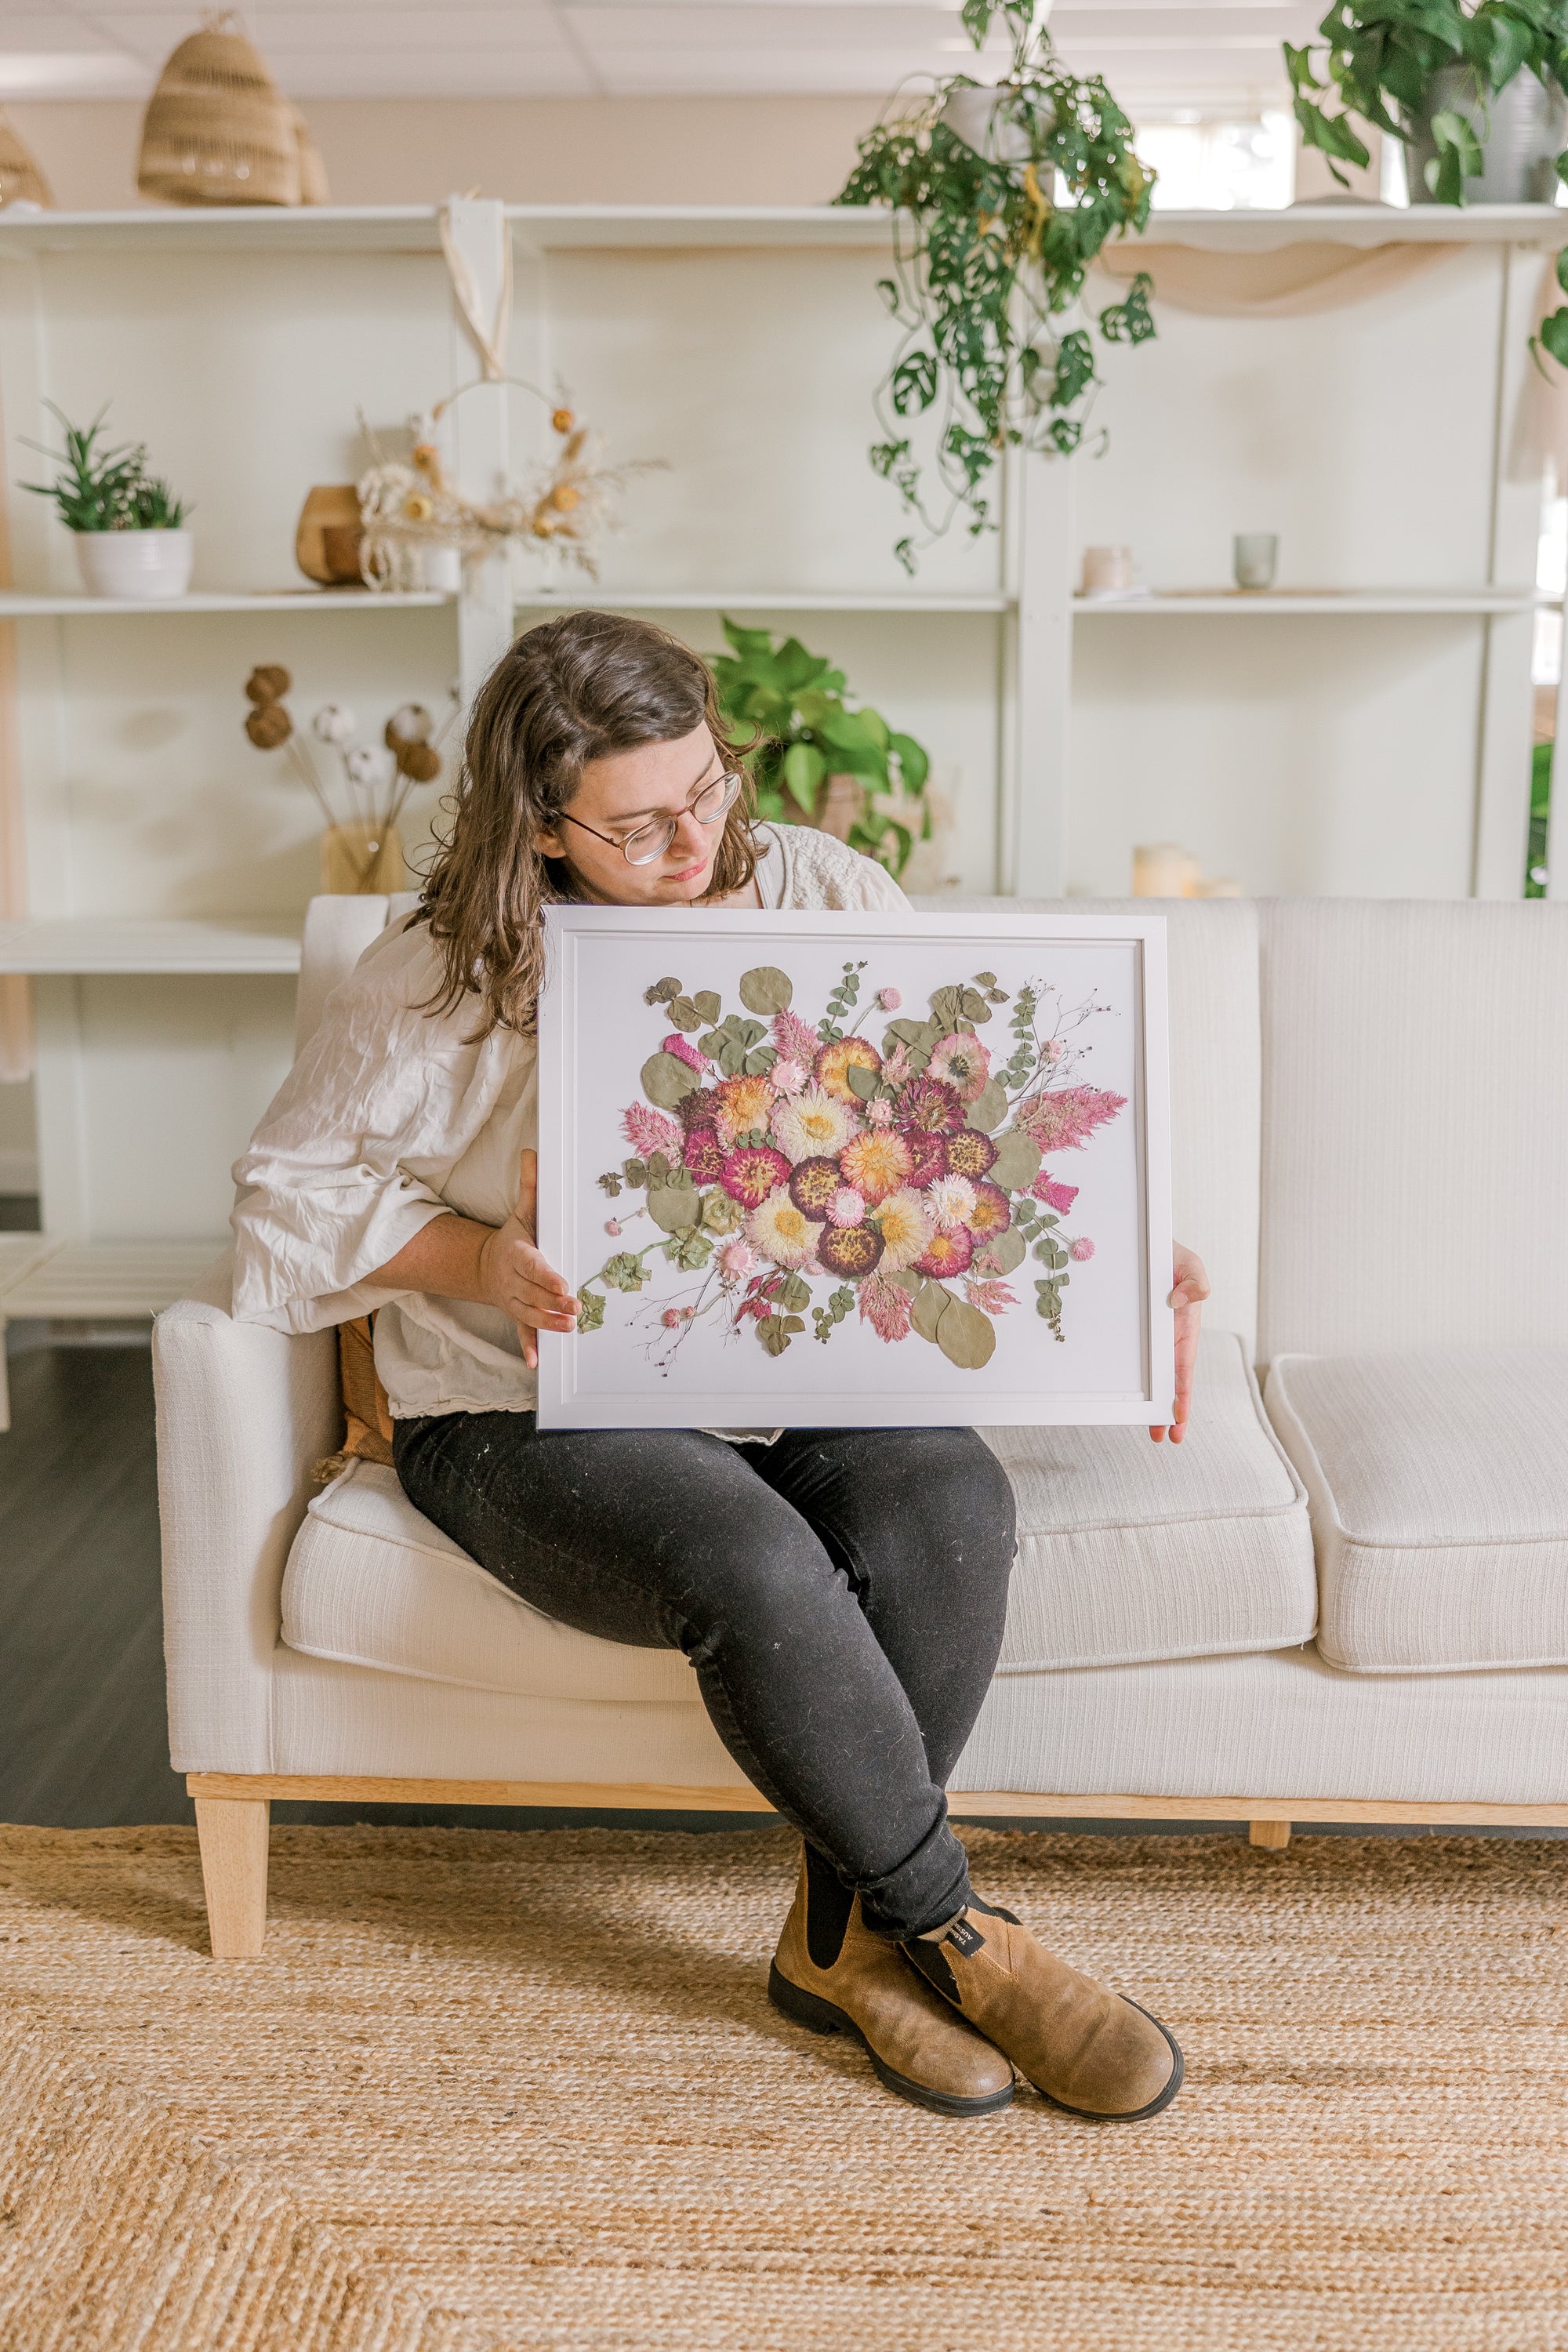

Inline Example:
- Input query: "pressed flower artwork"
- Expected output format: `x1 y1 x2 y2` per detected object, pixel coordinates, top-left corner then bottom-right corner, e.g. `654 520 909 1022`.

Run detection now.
537 910 1173 1429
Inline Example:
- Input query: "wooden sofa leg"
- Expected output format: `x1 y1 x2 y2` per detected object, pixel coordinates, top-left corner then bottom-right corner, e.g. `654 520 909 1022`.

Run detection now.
1249 1819 1291 1850
194 1797 270 1957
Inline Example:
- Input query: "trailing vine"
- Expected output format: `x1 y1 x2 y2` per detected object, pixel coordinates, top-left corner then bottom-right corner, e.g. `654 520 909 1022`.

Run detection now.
834 0 1156 569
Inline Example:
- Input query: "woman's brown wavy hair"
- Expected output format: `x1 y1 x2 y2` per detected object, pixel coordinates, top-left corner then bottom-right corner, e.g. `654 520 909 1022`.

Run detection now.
419 609 759 1039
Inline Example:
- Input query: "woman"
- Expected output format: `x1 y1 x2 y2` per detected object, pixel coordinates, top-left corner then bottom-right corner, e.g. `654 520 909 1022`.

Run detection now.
233 611 1208 2125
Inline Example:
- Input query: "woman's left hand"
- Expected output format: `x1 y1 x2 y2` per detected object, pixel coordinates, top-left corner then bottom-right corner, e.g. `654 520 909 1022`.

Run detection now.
1151 1240 1210 1444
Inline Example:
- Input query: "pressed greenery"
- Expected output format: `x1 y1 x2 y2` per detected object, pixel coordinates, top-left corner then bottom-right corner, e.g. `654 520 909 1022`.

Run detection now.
20 401 189 532
1286 1 1568 358
710 618 932 877
833 0 1156 567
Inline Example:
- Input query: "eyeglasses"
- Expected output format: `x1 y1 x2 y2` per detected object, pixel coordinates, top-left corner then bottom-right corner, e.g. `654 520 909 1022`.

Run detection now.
559 769 742 868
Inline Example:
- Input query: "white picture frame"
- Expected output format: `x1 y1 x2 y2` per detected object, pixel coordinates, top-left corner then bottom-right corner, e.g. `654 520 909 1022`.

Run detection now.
536 906 1173 1430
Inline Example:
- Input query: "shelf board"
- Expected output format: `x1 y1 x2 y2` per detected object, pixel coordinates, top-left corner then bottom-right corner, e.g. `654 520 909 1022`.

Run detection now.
0 920 303 975
0 1239 224 1321
0 589 450 618
515 590 1013 615
0 201 1559 261
1074 588 1542 616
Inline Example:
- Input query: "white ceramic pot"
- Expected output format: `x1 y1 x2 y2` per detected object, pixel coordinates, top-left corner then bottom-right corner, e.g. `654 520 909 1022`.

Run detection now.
420 543 463 593
74 528 194 601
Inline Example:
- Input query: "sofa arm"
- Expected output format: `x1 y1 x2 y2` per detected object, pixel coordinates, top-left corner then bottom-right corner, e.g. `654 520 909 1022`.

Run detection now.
152 1249 342 1773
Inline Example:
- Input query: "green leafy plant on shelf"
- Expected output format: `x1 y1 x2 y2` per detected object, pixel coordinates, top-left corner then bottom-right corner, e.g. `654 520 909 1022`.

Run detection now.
1526 737 1552 896
20 401 189 532
833 0 1156 569
710 618 931 878
1286 1 1568 360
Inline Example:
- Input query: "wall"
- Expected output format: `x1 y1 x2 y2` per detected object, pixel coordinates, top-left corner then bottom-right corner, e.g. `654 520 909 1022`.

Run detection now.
6 96 880 212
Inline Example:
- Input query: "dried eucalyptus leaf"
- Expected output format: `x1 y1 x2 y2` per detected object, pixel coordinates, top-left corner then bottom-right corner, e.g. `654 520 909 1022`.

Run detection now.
967 1079 1007 1134
885 1018 927 1046
720 1042 746 1077
930 985 965 1031
648 1151 670 1179
984 1227 1027 1276
667 996 702 1033
648 1180 699 1232
700 1189 743 1233
885 1269 925 1296
641 1051 700 1109
960 989 991 1023
697 1029 724 1060
845 1064 880 1101
648 977 682 1004
990 1130 1043 1190
575 1291 605 1333
938 1298 996 1370
693 990 721 1024
776 1272 812 1313
911 1282 949 1345
782 1316 806 1334
743 1050 775 1077
758 1314 791 1356
624 1158 648 1189
739 965 793 1015
972 971 997 989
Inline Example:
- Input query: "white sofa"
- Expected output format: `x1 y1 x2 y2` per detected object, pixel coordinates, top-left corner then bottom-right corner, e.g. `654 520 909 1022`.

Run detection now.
154 893 1568 1955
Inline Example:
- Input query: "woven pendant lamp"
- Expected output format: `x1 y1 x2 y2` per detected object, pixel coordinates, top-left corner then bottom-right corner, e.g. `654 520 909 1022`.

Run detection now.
290 106 331 206
0 110 53 208
137 13 301 208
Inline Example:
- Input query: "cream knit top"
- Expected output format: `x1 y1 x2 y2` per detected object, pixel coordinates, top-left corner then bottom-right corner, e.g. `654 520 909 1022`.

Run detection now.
230 824 909 1420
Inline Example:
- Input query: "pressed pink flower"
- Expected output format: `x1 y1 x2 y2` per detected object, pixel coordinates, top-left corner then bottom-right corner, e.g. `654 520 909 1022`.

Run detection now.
713 1071 778 1147
895 1074 964 1136
945 1127 996 1181
679 1087 720 1134
662 1308 681 1329
720 1142 790 1208
840 1127 914 1206
900 1128 948 1189
965 1180 1012 1238
772 1007 821 1065
916 1225 973 1279
881 1043 913 1087
661 1032 706 1071
818 1221 884 1279
604 1218 622 1236
1014 1085 1127 1154
859 1272 913 1343
1069 1236 1095 1261
865 1097 894 1127
771 1057 808 1096
927 1174 978 1229
927 1031 991 1104
789 1155 843 1221
828 1187 866 1229
877 985 902 1011
622 1102 683 1160
718 1239 754 1280
1043 1038 1064 1065
682 1127 725 1184
1032 1172 1079 1213
965 1277 1019 1316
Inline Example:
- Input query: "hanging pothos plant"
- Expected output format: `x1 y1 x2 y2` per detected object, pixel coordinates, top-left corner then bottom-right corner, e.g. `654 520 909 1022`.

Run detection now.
1286 1 1568 362
834 0 1157 571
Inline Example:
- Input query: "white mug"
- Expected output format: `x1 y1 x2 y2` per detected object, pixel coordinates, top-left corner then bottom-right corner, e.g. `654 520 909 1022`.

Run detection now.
1233 533 1279 591
1081 544 1135 594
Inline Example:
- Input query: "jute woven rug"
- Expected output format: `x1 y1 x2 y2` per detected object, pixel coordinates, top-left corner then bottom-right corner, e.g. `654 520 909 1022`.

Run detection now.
1 1824 1565 2352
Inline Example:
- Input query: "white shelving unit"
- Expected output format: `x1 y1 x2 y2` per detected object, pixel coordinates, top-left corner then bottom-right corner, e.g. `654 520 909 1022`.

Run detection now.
0 196 1558 1325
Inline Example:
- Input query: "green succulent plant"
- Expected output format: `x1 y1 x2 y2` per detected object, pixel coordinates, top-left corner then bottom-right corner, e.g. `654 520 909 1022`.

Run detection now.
710 618 931 878
834 0 1156 568
20 401 189 532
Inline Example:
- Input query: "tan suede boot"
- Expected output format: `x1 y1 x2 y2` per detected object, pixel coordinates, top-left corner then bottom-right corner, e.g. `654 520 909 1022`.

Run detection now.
769 1857 1014 2118
902 1901 1183 2122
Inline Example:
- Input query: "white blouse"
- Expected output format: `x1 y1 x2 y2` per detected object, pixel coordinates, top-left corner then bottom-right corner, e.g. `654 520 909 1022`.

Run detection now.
230 822 910 1421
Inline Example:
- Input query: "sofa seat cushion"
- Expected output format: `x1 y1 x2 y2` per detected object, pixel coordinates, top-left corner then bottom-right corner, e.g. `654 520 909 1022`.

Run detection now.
281 1460 700 1705
1265 1348 1568 1672
982 1328 1315 1671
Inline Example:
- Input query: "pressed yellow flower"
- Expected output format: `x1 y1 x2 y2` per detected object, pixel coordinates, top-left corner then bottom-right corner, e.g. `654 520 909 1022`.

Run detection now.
873 1186 935 1272
746 1190 817 1269
839 1127 914 1207
772 1084 858 1165
815 1036 882 1103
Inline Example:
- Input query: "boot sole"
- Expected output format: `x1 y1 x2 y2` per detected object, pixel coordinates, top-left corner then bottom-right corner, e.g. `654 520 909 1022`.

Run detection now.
1033 2000 1185 2123
768 1962 1014 2119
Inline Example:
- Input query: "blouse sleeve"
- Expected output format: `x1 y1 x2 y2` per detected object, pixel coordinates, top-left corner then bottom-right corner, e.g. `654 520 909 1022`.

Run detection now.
230 927 510 1334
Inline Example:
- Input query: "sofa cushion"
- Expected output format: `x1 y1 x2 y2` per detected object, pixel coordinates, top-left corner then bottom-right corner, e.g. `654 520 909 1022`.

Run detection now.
281 1460 701 1705
981 1327 1315 1671
1265 1348 1568 1673
283 1328 1313 1703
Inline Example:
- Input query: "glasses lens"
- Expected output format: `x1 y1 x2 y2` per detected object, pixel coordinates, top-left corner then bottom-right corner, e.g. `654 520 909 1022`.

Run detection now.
695 772 740 823
622 818 676 866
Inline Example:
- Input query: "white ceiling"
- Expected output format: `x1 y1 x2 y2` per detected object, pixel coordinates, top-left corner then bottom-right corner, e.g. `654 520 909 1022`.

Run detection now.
0 1 1319 113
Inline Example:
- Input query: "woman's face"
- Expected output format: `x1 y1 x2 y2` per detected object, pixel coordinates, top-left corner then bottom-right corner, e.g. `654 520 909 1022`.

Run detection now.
535 721 731 906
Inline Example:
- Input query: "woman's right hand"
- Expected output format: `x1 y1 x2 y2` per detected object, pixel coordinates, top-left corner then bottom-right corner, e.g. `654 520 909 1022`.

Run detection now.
478 1148 580 1370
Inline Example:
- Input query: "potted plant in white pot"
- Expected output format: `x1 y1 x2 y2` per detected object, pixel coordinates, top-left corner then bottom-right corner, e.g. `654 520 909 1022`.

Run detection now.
21 402 194 597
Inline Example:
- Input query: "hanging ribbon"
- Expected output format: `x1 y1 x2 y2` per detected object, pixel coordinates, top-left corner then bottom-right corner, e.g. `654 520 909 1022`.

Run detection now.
437 201 514 384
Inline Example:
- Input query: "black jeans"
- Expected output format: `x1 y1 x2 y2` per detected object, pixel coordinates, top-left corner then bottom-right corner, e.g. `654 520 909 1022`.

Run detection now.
393 1414 1016 1940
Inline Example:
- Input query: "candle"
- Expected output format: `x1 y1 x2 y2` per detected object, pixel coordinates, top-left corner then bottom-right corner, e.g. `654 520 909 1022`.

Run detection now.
1132 843 1200 897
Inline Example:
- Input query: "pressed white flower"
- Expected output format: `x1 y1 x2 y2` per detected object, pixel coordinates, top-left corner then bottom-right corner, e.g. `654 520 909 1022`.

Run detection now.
771 1084 858 1165
746 1190 818 1269
312 703 357 744
927 1174 978 1229
828 1187 866 1229
771 1057 808 1096
873 1187 934 1272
